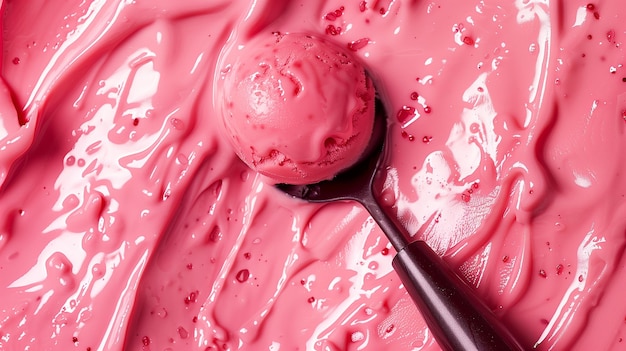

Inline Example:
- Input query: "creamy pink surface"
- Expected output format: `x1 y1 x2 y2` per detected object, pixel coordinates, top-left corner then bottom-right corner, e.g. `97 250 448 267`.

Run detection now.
0 0 625 350
219 32 375 185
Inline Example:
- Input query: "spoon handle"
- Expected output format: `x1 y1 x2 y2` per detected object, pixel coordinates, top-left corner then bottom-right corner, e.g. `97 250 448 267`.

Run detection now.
360 194 522 350
392 240 524 351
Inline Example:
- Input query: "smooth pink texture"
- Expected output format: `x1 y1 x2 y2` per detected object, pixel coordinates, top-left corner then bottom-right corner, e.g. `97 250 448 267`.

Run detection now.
0 1 625 350
219 32 375 184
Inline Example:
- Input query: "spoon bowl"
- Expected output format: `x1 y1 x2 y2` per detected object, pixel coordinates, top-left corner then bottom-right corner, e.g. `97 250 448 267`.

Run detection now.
277 98 523 351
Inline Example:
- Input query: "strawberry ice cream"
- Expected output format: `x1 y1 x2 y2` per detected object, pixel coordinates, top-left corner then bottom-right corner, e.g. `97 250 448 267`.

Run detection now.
218 32 375 184
0 1 625 351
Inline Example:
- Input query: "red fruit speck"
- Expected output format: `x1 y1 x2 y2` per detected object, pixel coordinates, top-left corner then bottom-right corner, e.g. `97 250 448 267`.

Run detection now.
184 290 199 305
593 11 600 19
133 118 139 126
12 57 20 65
423 106 432 113
539 269 547 278
325 25 341 36
607 30 616 44
472 182 479 189
586 3 595 10
347 38 369 51
359 1 367 12
142 336 150 346
243 252 251 260
556 264 564 275
379 7 385 14
578 274 584 282
622 110 626 121
66 155 76 166
381 247 389 255
186 263 193 270
410 92 418 100
208 226 222 243
401 130 415 141
73 337 79 343
178 327 189 339
422 136 432 143
325 6 344 21
502 255 510 263
396 106 416 124
462 36 475 46
236 269 250 282
461 193 470 202
307 296 316 303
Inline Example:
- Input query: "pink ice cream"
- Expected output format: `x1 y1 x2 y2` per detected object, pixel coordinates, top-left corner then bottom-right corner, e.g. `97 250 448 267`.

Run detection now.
0 1 626 351
219 32 375 184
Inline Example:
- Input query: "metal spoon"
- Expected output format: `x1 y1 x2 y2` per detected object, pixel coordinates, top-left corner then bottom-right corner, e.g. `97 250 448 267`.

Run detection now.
277 98 523 351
